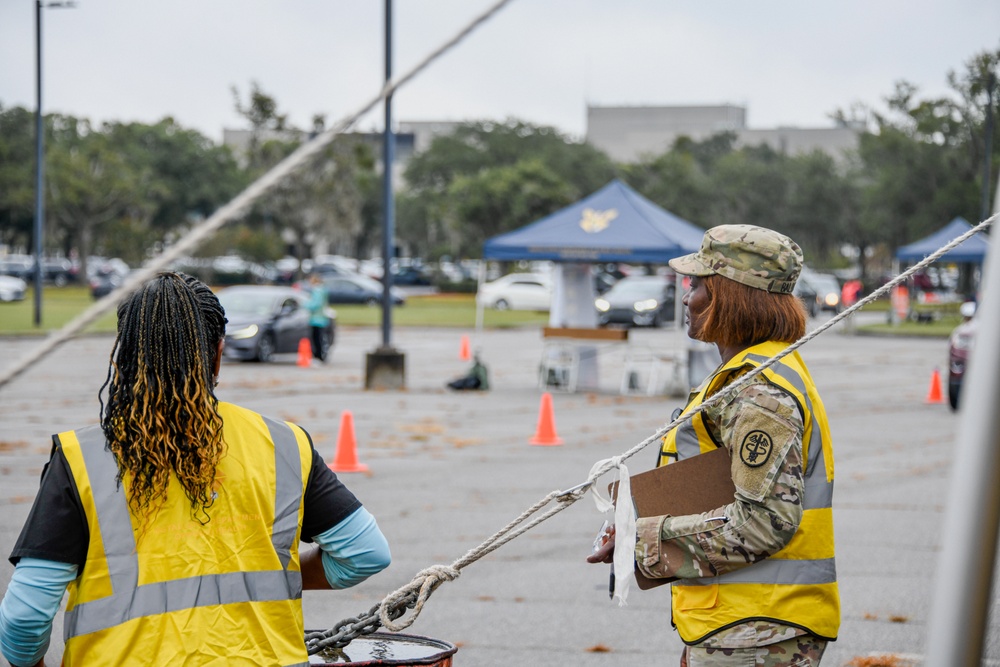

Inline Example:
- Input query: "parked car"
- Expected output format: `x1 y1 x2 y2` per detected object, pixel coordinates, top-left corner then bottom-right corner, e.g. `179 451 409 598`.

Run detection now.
476 273 552 311
0 255 34 281
211 255 276 285
947 301 978 411
311 261 357 278
321 273 405 306
88 259 133 299
0 274 27 302
87 257 131 282
218 285 336 363
795 268 841 316
42 258 75 286
595 275 676 327
272 256 302 285
311 254 365 276
91 268 146 300
90 270 126 299
392 265 433 286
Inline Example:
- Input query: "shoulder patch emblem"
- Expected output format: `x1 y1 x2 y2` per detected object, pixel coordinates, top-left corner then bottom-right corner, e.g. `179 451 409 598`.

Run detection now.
739 430 773 467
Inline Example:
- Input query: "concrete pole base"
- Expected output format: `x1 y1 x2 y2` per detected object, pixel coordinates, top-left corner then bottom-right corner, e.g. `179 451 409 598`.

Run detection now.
365 346 406 390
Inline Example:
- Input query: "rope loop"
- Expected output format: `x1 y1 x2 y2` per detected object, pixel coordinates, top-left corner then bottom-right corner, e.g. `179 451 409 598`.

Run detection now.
379 564 461 632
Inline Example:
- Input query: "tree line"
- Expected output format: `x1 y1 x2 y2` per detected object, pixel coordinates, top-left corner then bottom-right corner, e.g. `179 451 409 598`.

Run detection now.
0 47 996 287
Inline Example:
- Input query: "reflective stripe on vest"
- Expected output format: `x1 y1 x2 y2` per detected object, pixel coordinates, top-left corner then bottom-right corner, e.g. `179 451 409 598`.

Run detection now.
63 416 304 640
673 413 707 460
686 556 836 586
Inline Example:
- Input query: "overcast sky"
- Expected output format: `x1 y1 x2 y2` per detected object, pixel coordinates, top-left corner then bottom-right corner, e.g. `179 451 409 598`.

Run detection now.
1 0 998 144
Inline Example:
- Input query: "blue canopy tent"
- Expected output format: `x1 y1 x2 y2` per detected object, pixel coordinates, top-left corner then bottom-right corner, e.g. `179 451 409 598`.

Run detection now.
478 180 708 392
482 179 705 263
895 217 989 264
893 217 989 316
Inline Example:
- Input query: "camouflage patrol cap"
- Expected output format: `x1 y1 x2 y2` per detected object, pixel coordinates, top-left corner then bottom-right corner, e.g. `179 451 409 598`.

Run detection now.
668 224 802 294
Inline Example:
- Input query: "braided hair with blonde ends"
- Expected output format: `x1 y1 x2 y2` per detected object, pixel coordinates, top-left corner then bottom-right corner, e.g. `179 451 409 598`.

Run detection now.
99 272 228 523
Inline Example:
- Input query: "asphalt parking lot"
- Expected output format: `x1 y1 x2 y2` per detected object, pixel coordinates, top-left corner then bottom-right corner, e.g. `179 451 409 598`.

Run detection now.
1 315 998 666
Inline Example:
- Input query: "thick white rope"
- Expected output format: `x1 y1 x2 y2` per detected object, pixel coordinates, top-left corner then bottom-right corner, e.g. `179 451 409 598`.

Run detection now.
372 212 998 630
0 0 519 392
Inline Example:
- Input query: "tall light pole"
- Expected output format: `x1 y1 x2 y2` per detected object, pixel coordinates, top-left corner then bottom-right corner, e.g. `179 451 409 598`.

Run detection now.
380 0 395 349
363 0 406 389
33 0 75 327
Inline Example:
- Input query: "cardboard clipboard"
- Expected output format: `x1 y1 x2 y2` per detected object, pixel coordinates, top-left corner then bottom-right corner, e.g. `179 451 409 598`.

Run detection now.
610 446 736 590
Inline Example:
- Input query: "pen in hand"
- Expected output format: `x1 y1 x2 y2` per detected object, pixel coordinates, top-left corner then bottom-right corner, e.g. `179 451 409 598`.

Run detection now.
587 520 617 599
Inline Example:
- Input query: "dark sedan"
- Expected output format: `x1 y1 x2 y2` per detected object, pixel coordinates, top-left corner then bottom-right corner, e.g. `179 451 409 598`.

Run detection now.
90 270 126 299
218 285 335 363
392 265 433 286
322 274 405 306
595 275 676 327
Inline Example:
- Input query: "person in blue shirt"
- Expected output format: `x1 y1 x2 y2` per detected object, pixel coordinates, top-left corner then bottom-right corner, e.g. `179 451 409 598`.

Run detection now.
306 273 332 363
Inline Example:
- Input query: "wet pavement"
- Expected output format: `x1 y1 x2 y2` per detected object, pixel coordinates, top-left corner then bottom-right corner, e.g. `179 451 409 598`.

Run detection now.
1 315 998 666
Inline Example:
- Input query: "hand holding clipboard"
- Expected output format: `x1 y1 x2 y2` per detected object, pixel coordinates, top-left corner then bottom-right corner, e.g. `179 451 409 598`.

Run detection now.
606 446 736 590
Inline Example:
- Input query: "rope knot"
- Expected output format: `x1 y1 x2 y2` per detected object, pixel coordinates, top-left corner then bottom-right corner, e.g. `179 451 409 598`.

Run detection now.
416 564 460 584
378 563 461 632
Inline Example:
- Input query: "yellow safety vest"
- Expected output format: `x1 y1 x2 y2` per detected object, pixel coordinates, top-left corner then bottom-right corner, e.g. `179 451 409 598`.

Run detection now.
59 402 313 666
659 341 840 644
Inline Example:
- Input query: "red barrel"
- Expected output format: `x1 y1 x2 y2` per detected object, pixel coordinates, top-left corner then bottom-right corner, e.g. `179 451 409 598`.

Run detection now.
308 632 457 666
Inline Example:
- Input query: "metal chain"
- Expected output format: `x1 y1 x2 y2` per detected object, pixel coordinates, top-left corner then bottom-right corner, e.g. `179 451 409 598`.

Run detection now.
304 591 417 654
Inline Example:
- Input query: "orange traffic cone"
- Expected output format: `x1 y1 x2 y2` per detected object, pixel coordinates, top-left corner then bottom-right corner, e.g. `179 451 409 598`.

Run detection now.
297 338 313 368
329 411 369 473
459 334 471 361
530 392 563 446
925 367 944 404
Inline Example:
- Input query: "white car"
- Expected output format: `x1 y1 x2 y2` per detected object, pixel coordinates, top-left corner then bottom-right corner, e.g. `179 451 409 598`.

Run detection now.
0 274 27 302
477 273 552 311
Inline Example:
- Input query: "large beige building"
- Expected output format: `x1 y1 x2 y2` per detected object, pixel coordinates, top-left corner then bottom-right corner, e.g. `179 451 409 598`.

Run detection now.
222 104 860 176
585 104 861 163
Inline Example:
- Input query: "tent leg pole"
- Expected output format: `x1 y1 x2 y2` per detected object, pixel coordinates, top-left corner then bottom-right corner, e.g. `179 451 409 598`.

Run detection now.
474 260 486 339
925 216 1000 666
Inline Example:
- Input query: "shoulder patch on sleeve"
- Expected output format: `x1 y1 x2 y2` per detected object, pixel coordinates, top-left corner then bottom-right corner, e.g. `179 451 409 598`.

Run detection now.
739 430 774 468
728 401 800 503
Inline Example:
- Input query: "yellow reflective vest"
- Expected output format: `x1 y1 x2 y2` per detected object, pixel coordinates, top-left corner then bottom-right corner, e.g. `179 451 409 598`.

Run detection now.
659 341 840 644
58 402 313 666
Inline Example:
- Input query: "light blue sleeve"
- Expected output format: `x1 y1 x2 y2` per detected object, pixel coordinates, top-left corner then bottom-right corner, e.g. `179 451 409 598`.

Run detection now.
312 507 391 589
305 287 324 313
0 558 77 667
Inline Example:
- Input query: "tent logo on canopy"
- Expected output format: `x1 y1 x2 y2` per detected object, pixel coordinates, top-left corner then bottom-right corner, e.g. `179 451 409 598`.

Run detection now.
580 208 618 233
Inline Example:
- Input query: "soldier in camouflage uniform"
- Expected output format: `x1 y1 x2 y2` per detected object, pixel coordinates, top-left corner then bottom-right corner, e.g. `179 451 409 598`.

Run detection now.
589 225 839 667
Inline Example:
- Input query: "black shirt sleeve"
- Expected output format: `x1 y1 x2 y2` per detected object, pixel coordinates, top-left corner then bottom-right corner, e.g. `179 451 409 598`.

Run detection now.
10 430 363 562
9 439 89 568
299 434 363 543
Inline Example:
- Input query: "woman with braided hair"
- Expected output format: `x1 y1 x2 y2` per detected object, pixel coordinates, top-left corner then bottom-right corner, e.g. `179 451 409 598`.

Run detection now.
0 272 390 667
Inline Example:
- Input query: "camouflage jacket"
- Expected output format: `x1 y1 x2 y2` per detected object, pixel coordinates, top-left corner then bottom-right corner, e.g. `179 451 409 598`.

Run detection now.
635 373 808 648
